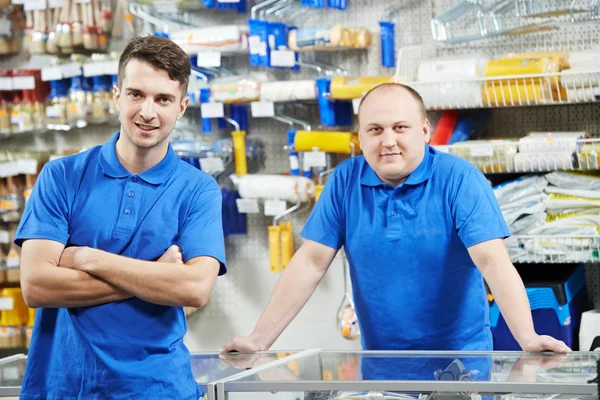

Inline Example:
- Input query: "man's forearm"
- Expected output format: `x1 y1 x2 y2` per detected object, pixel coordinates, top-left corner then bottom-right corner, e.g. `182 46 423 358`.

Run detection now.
81 249 217 307
250 249 328 349
23 266 131 308
483 262 536 347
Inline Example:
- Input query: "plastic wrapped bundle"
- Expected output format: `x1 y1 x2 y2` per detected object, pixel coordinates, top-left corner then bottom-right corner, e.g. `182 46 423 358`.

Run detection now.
232 174 315 203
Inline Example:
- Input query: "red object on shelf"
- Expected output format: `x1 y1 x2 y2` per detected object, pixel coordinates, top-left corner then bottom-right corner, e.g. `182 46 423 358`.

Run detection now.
430 110 459 146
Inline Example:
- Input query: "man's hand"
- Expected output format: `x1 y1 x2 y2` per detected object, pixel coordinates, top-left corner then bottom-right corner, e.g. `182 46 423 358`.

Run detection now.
157 245 183 264
221 335 267 354
520 334 571 353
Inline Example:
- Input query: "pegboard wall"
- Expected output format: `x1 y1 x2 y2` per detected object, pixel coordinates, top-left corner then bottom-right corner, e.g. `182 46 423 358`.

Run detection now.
1 0 599 351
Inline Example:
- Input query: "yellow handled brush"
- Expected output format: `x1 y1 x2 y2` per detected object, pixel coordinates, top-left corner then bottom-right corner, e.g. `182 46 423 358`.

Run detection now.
294 131 360 154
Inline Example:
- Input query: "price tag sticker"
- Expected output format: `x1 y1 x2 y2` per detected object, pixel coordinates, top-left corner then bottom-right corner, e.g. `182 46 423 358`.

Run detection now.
12 76 35 90
0 77 13 91
264 199 287 216
303 151 327 168
236 198 259 214
24 0 47 10
197 51 222 68
60 63 83 78
18 159 39 175
0 297 14 311
201 102 225 119
251 101 275 117
42 67 62 82
270 50 296 67
199 157 225 174
0 230 9 244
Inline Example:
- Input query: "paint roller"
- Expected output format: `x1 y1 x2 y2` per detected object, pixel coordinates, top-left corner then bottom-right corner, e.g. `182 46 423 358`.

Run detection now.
329 76 398 100
232 174 314 272
294 131 360 201
221 117 248 176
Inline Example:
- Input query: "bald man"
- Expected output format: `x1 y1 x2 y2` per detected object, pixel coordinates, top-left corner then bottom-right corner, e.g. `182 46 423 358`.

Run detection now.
223 83 568 360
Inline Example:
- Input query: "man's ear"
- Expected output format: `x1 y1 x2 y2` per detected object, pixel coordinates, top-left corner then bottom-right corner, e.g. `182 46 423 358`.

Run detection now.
178 96 190 120
423 119 431 143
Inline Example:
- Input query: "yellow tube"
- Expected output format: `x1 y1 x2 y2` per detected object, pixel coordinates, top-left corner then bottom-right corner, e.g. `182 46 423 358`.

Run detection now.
484 57 559 77
231 130 247 175
482 83 553 106
500 52 569 70
268 225 281 272
295 131 360 154
315 184 324 202
330 76 398 100
280 221 293 269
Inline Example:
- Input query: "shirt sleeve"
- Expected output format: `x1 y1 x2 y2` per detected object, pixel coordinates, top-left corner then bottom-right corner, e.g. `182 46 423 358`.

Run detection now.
14 162 70 247
178 179 227 275
300 167 346 250
451 168 510 248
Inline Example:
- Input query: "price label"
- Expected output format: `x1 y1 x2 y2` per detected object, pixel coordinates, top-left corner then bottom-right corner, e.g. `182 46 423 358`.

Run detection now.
250 101 275 117
0 297 14 311
153 0 178 12
2 366 18 381
48 0 65 7
24 0 47 10
42 67 63 82
352 97 363 115
18 159 39 175
201 102 225 119
74 0 91 3
60 63 83 78
0 19 11 35
197 51 222 68
0 230 9 244
12 76 35 90
236 198 259 214
199 157 225 174
0 77 13 91
469 144 494 157
303 151 327 168
83 63 105 77
218 0 241 3
0 161 19 177
264 199 287 216
270 50 296 67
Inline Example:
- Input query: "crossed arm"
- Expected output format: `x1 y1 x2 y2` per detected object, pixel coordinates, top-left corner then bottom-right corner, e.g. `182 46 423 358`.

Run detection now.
20 239 220 309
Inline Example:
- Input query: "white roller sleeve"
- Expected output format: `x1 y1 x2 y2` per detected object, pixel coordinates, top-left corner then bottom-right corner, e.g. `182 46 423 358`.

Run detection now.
232 174 315 203
560 68 600 88
170 25 247 53
566 86 600 102
260 80 317 102
416 54 488 82
567 50 600 69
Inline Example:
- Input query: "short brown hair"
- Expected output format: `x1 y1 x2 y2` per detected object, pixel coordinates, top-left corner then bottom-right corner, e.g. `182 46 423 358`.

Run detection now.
118 35 191 98
358 83 427 122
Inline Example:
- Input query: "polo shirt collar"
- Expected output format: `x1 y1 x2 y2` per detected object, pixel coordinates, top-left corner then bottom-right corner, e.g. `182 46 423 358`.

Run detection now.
100 132 179 185
360 144 434 188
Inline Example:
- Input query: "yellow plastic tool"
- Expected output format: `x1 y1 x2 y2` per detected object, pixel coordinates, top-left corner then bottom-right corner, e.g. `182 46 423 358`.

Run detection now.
330 76 398 99
501 52 569 70
315 184 324 202
482 83 553 106
231 130 247 175
484 57 559 77
280 221 294 269
268 225 281 272
294 131 360 154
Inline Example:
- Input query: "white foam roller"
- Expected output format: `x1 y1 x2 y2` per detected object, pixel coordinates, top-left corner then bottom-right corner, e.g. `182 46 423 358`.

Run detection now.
568 50 600 69
232 174 315 203
260 80 317 102
566 87 600 102
416 54 488 82
560 69 600 88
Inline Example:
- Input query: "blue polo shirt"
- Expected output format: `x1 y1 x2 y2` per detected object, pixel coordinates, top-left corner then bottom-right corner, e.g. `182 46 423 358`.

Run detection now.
301 144 509 353
15 132 227 400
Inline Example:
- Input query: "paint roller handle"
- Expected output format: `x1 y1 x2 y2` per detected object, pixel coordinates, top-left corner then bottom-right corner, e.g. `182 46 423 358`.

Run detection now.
268 225 281 273
231 130 248 175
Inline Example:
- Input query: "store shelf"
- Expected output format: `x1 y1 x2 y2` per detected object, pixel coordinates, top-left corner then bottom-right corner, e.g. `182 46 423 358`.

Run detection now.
436 137 600 174
508 235 600 263
409 69 600 110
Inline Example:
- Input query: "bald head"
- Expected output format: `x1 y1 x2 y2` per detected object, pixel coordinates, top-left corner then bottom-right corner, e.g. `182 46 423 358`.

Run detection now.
358 83 427 124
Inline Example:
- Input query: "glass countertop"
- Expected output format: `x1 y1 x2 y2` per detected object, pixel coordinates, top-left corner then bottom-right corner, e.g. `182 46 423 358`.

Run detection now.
222 351 599 395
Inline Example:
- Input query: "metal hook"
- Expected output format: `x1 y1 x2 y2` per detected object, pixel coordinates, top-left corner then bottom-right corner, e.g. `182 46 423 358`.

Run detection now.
273 196 302 225
222 116 241 132
265 0 291 17
252 0 282 19
190 69 208 83
129 4 169 34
